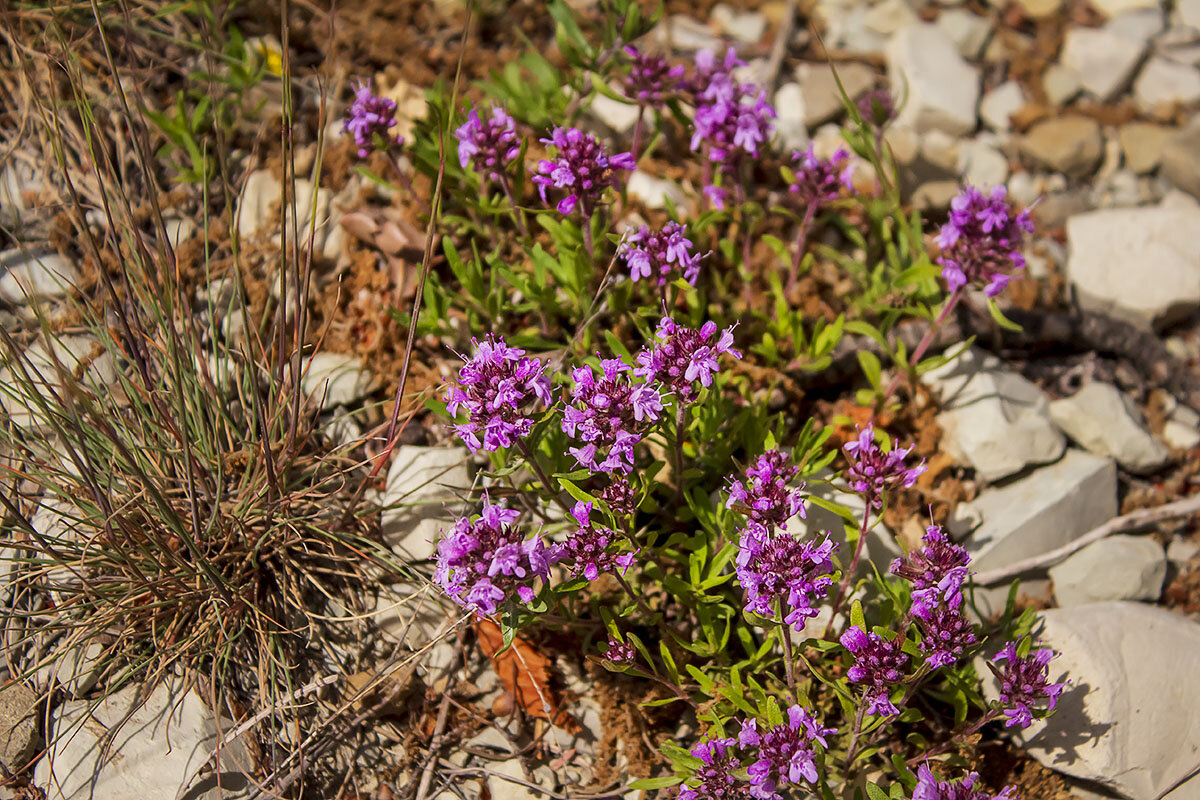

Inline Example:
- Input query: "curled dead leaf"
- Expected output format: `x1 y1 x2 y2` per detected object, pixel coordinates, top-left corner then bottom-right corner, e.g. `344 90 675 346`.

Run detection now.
474 619 580 733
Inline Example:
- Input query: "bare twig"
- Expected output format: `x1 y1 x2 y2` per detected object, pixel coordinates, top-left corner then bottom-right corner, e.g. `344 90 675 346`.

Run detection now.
972 494 1200 586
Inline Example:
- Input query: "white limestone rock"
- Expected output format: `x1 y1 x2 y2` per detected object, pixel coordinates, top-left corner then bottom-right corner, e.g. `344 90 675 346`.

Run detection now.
381 446 474 561
0 683 39 773
1065 201 1200 330
711 4 768 43
792 61 875 126
35 680 252 800
0 336 119 430
1049 534 1165 606
1049 382 1170 473
935 8 992 59
979 81 1025 131
299 352 375 410
1134 56 1200 110
589 91 640 134
1060 25 1146 101
982 603 1200 800
0 249 81 304
924 348 1066 482
626 171 690 212
951 449 1117 613
886 24 980 136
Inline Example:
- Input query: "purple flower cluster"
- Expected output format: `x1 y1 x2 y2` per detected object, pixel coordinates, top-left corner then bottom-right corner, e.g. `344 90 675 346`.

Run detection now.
446 335 554 453
620 221 705 286
735 525 836 632
456 105 521 181
435 497 557 616
726 449 807 531
856 88 895 129
624 46 685 109
601 475 637 516
739 705 836 800
344 80 401 159
635 316 741 405
935 184 1034 298
843 423 926 508
562 357 663 473
989 639 1067 729
602 636 635 664
893 525 977 668
678 737 747 800
914 765 1016 800
789 145 853 207
688 48 776 206
533 126 636 216
840 625 909 716
558 501 636 581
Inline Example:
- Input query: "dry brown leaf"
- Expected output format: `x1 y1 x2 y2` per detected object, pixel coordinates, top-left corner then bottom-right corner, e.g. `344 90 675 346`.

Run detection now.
474 619 580 732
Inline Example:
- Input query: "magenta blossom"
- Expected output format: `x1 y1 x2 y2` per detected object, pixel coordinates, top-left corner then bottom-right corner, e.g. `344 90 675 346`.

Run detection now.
678 737 747 800
445 335 553 453
620 221 705 286
843 423 926 508
914 764 1016 800
557 501 636 581
624 46 685 109
344 80 402 158
533 126 635 216
635 316 741 404
735 524 836 632
789 145 854 207
738 705 835 800
989 638 1066 729
726 449 807 531
456 105 521 181
434 497 557 616
891 524 971 619
602 636 635 664
935 184 1033 298
840 625 909 717
562 357 662 474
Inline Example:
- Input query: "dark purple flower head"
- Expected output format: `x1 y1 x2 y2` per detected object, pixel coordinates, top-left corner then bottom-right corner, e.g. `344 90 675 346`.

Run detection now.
624 46 686 109
935 184 1034 298
445 335 553 453
678 737 747 800
789 145 854 207
558 500 636 581
857 89 895 129
917 604 977 668
726 449 807 530
562 357 663 473
891 524 971 619
687 47 745 100
456 105 521 181
735 525 836 632
435 497 557 616
635 316 742 404
914 765 1016 800
989 638 1067 729
620 221 706 286
601 475 637 516
738 705 835 800
840 625 909 717
603 636 635 664
344 80 402 159
843 423 926 508
533 127 636 216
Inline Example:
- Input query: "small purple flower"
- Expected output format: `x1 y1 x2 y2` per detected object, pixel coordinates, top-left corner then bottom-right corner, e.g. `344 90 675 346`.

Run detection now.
840 625 909 717
602 636 635 665
789 145 854 207
601 475 638 516
989 639 1067 729
456 105 521 181
891 524 971 619
624 46 685 109
687 47 745 99
558 501 636 581
914 764 1016 800
562 357 663 473
343 80 402 159
857 88 895 129
678 737 747 800
735 524 836 632
635 316 742 404
445 335 553 453
435 497 557 616
620 221 706 286
917 604 977 669
843 423 926 508
533 126 636 216
738 705 835 800
935 184 1034 298
726 449 807 531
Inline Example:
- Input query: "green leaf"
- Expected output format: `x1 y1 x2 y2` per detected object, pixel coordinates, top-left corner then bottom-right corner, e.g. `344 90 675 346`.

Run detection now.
850 600 866 631
866 783 890 800
857 350 883 392
629 776 685 790
987 297 1023 332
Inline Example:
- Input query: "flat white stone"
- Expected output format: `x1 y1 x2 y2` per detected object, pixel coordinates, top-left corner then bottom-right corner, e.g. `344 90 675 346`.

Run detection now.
35 680 252 799
960 139 1010 187
983 603 1200 800
0 682 39 773
711 4 768 43
1049 382 1170 473
979 80 1025 131
950 449 1117 612
299 352 375 410
381 446 473 561
924 347 1066 482
1049 534 1165 605
1065 201 1200 330
653 15 725 52
626 172 689 213
0 250 81 304
792 61 875 126
589 91 640 134
1043 63 1083 106
935 8 992 59
0 336 120 430
886 24 980 136
1134 56 1200 109
1060 26 1146 101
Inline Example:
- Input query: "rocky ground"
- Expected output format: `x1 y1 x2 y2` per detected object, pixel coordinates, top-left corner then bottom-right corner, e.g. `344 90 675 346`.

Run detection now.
1 0 1200 799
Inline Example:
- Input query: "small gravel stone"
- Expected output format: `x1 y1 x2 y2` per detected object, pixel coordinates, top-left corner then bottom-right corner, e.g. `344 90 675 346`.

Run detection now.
1061 26 1146 102
626 172 689 212
1134 56 1200 110
1020 115 1104 177
1087 0 1161 15
1043 63 1083 106
1161 128 1200 199
935 8 992 59
1119 122 1176 173
1049 534 1167 606
979 81 1025 131
711 4 768 43
886 23 980 136
960 139 1010 187
792 61 875 126
0 683 38 773
1049 382 1170 473
0 250 81 304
